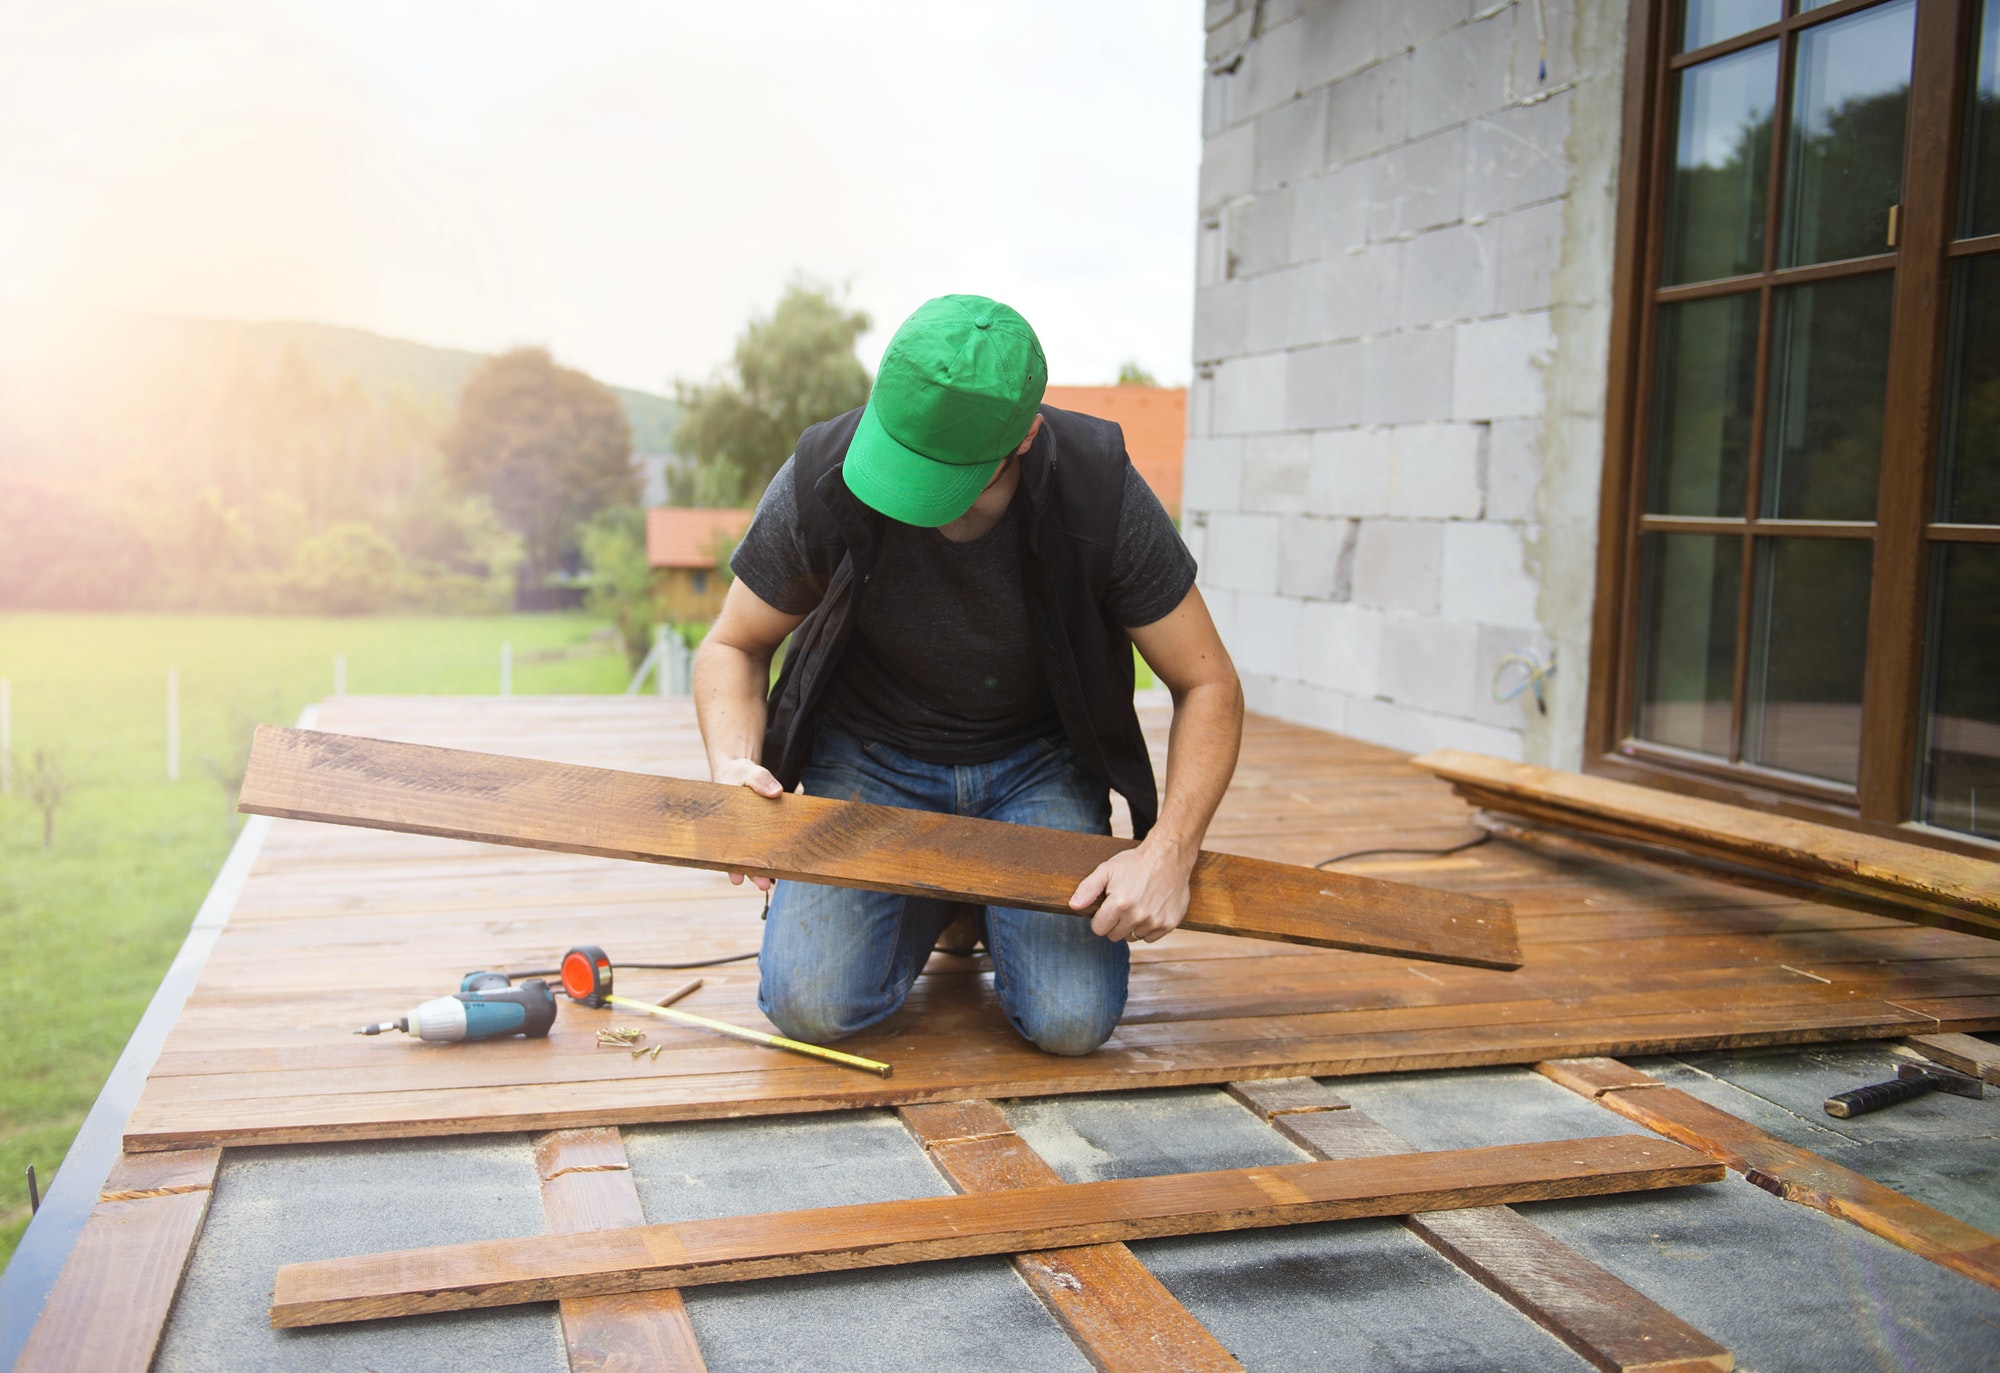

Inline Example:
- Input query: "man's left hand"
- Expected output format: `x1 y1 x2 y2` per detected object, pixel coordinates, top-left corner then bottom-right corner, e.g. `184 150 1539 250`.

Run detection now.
1068 838 1196 944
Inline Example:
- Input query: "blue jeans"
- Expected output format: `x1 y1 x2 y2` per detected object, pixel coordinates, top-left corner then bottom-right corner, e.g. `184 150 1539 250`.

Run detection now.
758 723 1127 1056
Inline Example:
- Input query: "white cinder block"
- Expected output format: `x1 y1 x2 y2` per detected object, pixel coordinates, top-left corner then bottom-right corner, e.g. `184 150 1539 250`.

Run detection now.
1255 88 1331 192
1360 328 1454 426
1182 516 1209 573
1401 221 1497 329
1309 427 1393 518
1453 312 1552 421
1268 678 1351 735
1200 121 1257 212
1285 341 1366 430
1387 423 1485 519
1229 188 1295 276
1464 90 1571 217
1205 512 1283 593
1232 592 1307 678
1278 514 1353 599
1366 127 1465 238
1327 60 1410 168
1212 352 1290 434
1485 419 1540 522
1496 199 1565 314
1380 0 1476 54
1352 518 1444 614
1193 281 1250 364
1296 1 1382 92
1243 433 1312 513
1406 10 1511 138
1291 164 1370 262
1244 262 1313 353
1301 600 1384 696
1295 243 1402 344
1239 670 1281 716
1378 613 1481 717
1239 26 1305 118
1427 713 1528 759
1441 521 1540 628
1472 623 1557 729
1180 437 1245 515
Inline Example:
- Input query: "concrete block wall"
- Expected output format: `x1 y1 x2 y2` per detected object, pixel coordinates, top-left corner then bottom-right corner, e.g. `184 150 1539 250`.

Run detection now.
1187 0 1627 767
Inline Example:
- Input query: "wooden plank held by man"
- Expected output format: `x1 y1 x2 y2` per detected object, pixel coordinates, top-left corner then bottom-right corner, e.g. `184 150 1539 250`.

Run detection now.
238 726 1520 969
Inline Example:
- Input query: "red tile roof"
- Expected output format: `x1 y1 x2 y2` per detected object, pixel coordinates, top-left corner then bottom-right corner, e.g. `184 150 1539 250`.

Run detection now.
647 507 754 569
1043 385 1187 516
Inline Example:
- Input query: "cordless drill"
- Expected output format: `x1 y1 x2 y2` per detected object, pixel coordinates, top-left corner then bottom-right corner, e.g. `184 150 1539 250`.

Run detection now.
355 971 558 1042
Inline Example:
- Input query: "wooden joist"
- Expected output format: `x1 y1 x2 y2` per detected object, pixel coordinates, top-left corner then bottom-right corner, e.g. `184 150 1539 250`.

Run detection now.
535 1127 707 1372
1537 1057 2000 1293
900 1100 1242 1373
1414 749 2000 938
15 1148 223 1373
1904 1032 2000 1086
237 726 1520 969
1227 1079 1733 1373
268 1134 1720 1328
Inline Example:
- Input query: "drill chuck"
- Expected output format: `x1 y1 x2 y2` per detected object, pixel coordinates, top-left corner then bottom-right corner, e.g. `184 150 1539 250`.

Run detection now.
355 979 558 1042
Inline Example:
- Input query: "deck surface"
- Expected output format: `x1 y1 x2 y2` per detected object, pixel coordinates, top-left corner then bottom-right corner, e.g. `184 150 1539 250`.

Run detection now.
122 696 2000 1153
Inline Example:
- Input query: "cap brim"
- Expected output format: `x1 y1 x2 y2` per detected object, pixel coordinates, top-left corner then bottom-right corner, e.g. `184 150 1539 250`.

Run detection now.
842 398 1000 528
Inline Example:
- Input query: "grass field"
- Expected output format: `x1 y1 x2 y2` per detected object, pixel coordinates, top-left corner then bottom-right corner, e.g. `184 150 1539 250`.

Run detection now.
0 612 628 1263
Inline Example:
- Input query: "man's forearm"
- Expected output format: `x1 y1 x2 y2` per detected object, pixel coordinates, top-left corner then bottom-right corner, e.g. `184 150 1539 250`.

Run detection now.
1146 675 1244 859
692 640 774 776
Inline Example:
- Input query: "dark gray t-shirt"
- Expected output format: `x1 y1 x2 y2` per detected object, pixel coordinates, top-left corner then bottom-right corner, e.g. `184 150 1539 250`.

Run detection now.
731 455 1196 765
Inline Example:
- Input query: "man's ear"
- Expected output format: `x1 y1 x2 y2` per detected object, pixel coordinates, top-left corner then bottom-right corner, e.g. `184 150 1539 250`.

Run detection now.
1013 413 1044 456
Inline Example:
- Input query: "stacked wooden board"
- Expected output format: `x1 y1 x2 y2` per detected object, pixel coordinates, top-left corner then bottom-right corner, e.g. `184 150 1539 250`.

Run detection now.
1414 750 2000 937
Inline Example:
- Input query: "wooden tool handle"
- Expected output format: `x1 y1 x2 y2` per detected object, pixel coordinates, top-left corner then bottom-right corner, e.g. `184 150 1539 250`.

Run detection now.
1824 1076 1934 1119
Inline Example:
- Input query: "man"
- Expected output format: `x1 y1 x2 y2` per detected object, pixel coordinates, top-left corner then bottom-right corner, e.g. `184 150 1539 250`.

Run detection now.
693 294 1242 1056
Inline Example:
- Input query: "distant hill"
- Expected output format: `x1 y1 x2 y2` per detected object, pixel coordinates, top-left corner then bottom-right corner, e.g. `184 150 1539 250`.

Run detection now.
0 315 682 478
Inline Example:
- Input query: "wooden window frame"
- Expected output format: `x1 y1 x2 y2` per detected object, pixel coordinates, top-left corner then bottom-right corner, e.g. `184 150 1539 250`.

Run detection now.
1588 0 1999 857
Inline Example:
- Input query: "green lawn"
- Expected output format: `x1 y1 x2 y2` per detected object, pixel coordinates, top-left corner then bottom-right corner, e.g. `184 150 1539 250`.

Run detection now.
0 612 628 1263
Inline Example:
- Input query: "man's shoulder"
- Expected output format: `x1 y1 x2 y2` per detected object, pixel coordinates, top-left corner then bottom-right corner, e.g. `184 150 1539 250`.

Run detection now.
1038 403 1126 456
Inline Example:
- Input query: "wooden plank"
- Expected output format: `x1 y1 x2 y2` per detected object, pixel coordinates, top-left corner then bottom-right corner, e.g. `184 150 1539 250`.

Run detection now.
900 1101 1242 1373
1903 1032 2000 1085
1233 1081 1731 1373
536 1127 706 1373
15 1148 222 1373
1415 750 2000 936
1535 1057 2000 1293
238 726 1521 968
269 1135 1723 1328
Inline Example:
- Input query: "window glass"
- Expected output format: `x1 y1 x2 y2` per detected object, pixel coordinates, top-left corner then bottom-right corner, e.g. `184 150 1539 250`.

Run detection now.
1917 544 2000 840
1939 257 2000 524
1648 293 1759 516
1964 0 2000 237
1682 0 1782 53
1635 532 1742 757
1664 43 1779 284
1743 537 1872 784
1762 273 1895 520
1779 0 1915 266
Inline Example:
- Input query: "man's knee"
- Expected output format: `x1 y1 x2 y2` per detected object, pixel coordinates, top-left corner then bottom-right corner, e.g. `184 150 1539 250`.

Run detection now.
758 970 875 1044
1015 1002 1120 1057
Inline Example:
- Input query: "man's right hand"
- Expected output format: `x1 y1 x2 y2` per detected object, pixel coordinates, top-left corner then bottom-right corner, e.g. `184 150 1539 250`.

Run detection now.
711 756 783 890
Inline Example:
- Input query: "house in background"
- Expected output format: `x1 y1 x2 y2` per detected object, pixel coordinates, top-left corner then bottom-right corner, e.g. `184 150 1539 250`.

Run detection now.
1188 0 1997 857
646 506 752 622
1046 384 1188 516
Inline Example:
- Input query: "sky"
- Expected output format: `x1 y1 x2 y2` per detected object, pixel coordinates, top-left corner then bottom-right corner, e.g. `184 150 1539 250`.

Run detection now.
0 1 1205 394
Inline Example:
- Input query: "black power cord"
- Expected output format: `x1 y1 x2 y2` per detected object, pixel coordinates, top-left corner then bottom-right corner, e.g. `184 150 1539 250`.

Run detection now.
1313 832 1492 869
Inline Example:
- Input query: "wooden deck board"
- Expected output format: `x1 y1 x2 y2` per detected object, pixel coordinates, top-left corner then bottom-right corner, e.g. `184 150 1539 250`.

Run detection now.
122 696 2000 1152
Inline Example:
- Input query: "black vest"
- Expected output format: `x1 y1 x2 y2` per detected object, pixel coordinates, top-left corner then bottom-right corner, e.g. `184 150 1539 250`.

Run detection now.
762 403 1161 839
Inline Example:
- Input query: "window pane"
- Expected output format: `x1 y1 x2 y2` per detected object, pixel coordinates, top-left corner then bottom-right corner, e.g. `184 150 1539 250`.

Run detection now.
1682 0 1781 53
1963 0 2000 237
1918 544 2000 840
1939 255 2000 524
1648 293 1759 516
1762 273 1894 520
1664 43 1779 284
1779 0 1915 267
1635 532 1741 757
1743 537 1871 784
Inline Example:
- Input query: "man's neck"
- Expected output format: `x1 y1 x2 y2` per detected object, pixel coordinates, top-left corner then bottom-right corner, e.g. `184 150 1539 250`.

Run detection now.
936 457 1021 543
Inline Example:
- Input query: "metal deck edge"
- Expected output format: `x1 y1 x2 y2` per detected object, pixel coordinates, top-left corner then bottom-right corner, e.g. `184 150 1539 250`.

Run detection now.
0 705 315 1371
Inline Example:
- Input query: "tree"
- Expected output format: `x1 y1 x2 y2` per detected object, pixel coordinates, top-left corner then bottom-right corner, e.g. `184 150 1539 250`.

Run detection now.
443 349 637 589
21 746 71 849
1116 360 1159 387
579 506 655 669
674 281 871 507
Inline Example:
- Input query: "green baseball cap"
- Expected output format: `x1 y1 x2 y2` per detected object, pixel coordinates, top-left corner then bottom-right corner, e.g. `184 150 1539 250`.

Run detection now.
842 294 1048 527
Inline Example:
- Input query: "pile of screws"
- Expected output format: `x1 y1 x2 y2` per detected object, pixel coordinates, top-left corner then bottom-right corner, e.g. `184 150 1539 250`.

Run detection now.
596 1027 666 1062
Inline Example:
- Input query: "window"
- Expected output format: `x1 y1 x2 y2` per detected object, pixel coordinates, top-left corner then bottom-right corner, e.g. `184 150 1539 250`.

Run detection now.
1593 0 1999 853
